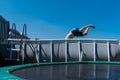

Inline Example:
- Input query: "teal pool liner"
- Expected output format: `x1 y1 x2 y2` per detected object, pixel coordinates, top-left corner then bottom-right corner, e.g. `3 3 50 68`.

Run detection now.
1 61 120 80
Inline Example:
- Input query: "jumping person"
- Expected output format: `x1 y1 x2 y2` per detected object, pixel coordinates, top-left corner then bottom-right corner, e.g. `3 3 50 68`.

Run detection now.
65 24 95 40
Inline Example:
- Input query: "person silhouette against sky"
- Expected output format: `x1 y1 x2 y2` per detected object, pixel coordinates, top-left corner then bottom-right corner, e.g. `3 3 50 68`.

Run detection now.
65 24 95 40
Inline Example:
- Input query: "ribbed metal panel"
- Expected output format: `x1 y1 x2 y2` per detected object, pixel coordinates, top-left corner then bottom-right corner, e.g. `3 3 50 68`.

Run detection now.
5 39 119 63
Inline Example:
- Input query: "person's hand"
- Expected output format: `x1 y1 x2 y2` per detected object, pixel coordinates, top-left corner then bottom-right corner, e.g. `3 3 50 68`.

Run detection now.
87 24 95 29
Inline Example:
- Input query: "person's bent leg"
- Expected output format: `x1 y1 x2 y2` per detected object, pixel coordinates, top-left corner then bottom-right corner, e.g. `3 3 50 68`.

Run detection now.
65 32 74 40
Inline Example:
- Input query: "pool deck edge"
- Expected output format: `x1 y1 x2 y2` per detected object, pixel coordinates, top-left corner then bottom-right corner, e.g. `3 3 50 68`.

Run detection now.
1 61 120 80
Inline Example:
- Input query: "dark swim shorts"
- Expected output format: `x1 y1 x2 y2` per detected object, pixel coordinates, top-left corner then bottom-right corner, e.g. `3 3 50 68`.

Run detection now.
71 28 83 36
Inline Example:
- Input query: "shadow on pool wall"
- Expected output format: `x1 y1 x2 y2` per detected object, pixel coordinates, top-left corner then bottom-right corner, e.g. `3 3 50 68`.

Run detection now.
113 51 120 61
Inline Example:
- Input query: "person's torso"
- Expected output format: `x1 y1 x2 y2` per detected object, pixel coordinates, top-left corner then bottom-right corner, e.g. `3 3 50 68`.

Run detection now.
71 28 83 36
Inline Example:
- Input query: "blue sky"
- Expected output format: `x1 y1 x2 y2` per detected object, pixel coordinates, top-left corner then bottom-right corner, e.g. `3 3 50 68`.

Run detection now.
0 0 120 39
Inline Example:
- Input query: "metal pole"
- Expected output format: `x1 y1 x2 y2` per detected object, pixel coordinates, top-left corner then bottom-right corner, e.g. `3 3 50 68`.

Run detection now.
94 40 96 62
78 40 81 62
11 23 16 38
22 41 25 64
50 40 53 62
107 41 110 62
10 41 13 60
65 40 68 62
22 24 27 37
35 41 40 63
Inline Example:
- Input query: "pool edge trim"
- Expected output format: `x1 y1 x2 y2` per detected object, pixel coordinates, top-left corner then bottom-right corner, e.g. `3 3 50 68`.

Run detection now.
1 61 120 80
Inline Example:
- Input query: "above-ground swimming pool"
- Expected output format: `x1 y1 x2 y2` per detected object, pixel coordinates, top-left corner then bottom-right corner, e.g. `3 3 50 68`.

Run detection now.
1 61 118 80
